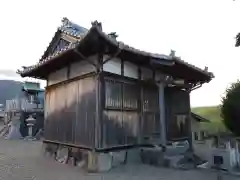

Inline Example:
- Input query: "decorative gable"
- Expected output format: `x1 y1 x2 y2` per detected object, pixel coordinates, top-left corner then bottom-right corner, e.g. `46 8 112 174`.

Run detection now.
52 38 70 54
39 18 88 62
40 33 73 61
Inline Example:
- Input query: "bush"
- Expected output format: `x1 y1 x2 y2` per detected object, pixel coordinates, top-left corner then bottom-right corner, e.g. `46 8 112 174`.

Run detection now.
221 80 240 136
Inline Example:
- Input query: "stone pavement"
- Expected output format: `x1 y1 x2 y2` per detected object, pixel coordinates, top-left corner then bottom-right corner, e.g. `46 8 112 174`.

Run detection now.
0 139 238 180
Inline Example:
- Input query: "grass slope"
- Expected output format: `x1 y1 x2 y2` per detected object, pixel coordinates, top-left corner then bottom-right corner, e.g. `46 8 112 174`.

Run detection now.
192 106 226 134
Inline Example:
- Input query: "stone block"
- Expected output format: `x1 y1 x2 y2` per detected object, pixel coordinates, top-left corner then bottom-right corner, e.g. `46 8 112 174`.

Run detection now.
87 151 98 172
126 148 142 164
140 148 164 166
56 146 69 164
97 153 112 172
112 151 127 167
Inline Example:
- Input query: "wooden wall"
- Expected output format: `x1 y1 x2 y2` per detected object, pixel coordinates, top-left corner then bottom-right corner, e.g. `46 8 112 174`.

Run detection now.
47 55 97 86
48 67 68 86
44 76 96 148
102 78 139 148
165 87 190 141
45 55 97 148
101 76 161 148
44 54 192 149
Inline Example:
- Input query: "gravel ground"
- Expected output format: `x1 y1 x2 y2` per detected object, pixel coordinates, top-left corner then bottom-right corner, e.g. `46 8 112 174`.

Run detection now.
0 138 238 180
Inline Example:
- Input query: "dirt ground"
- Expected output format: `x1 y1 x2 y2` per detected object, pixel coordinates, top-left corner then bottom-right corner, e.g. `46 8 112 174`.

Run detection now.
0 139 238 180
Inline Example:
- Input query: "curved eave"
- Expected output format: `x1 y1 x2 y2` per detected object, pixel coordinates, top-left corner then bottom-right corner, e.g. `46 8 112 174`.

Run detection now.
19 48 75 79
19 23 214 83
90 26 214 83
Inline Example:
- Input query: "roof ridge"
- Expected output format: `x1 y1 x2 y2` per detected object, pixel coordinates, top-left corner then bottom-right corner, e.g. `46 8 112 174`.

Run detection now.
59 17 88 38
39 18 88 62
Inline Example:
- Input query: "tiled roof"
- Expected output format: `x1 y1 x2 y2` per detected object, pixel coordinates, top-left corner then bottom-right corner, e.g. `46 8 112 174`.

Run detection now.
18 19 214 80
39 18 87 61
17 43 77 75
58 17 88 38
93 26 214 79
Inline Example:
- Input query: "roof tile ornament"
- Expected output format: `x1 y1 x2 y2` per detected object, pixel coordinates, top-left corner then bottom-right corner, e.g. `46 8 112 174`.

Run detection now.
108 32 118 40
91 20 102 30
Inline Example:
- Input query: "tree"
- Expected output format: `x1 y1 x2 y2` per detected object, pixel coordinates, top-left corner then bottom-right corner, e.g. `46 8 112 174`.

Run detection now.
221 80 240 136
235 33 240 47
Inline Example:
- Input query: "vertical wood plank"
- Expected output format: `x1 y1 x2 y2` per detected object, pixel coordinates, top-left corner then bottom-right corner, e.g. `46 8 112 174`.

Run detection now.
158 83 167 146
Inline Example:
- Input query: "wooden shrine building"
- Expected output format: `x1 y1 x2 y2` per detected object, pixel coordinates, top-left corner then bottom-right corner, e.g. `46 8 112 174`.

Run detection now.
18 18 214 170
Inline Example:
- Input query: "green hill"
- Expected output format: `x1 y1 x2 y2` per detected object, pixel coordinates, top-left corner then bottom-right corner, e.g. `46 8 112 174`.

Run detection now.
192 106 226 134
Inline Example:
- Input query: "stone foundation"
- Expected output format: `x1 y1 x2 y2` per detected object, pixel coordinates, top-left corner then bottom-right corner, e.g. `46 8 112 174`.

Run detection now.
42 142 142 172
42 142 197 172
87 149 142 172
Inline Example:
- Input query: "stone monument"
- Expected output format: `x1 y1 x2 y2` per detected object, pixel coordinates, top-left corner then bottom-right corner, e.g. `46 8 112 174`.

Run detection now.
24 115 36 140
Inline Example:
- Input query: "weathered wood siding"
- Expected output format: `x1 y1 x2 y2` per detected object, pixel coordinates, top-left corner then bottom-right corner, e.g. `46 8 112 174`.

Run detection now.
69 56 96 79
165 87 190 141
103 56 121 75
102 78 139 148
48 57 96 86
48 67 68 86
44 76 96 148
101 75 161 148
142 85 160 139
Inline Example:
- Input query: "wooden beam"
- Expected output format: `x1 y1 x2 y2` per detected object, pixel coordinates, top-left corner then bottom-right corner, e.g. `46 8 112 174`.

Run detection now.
73 49 97 67
43 139 93 151
150 59 175 66
102 48 122 65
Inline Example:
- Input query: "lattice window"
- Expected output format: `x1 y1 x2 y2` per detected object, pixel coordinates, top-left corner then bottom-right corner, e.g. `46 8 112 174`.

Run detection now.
123 82 138 110
143 86 158 112
105 79 139 110
176 114 188 137
105 79 122 109
142 86 160 136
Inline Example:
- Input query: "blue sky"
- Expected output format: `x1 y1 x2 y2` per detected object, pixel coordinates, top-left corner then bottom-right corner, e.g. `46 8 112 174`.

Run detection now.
0 0 240 107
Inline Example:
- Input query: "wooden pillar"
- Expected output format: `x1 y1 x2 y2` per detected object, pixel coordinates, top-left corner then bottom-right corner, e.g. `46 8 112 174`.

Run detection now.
95 54 103 149
158 83 167 147
186 90 193 152
138 67 142 144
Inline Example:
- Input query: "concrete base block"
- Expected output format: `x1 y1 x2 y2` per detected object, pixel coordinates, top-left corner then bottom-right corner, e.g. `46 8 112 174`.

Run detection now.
164 155 184 168
98 153 112 172
56 146 69 164
112 151 127 167
126 148 142 164
141 148 164 166
87 151 98 172
86 150 138 172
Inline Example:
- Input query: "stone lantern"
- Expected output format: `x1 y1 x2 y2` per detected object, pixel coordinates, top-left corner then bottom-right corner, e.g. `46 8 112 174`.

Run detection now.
25 115 36 140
